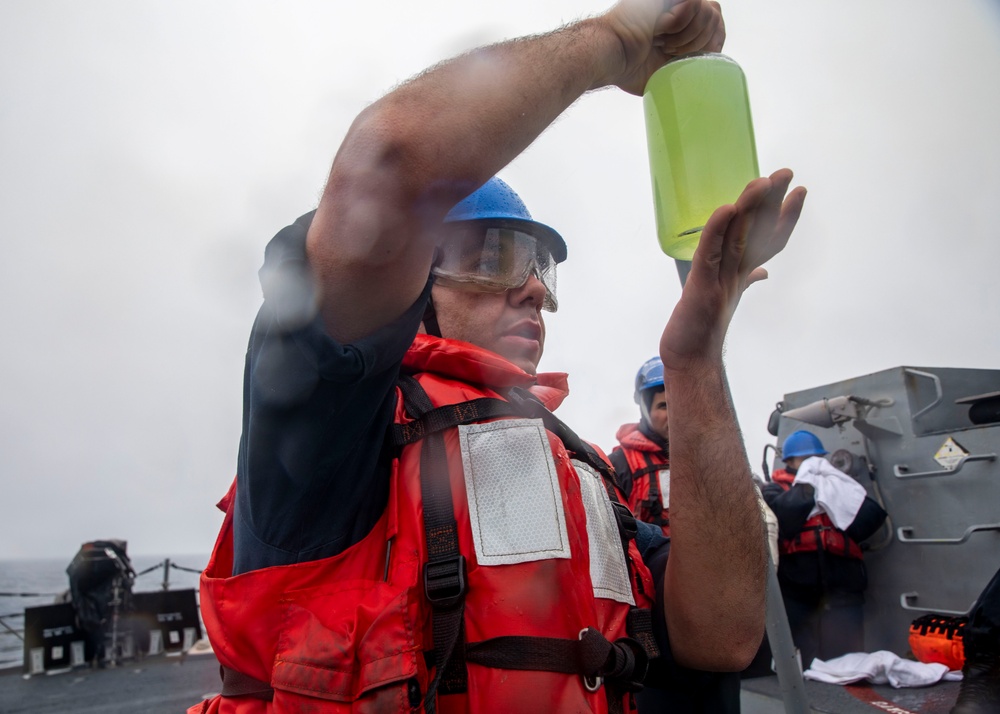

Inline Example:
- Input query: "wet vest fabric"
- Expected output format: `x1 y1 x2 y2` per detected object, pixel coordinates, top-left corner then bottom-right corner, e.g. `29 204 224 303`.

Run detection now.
191 334 656 714
771 469 863 560
611 423 671 537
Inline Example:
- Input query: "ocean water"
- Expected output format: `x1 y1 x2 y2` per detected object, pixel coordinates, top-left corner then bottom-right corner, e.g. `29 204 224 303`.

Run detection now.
0 553 209 671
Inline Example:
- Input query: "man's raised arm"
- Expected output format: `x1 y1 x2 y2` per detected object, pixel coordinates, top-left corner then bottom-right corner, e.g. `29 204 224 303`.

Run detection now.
661 170 807 670
304 0 725 344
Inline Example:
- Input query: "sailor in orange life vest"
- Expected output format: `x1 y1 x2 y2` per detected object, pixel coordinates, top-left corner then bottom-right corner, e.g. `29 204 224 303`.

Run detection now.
190 1 808 711
761 430 887 669
611 357 742 713
611 357 674 537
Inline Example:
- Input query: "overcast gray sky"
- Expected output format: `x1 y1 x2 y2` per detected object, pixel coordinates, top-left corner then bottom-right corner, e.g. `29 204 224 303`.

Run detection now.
2 1 999 560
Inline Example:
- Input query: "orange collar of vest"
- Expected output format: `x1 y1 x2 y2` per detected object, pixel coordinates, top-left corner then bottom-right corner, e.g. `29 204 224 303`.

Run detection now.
403 333 570 411
615 422 663 453
771 468 796 488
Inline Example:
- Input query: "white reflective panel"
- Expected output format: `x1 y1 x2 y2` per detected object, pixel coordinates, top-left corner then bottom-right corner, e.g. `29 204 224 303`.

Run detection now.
658 469 671 508
573 460 635 605
459 418 572 566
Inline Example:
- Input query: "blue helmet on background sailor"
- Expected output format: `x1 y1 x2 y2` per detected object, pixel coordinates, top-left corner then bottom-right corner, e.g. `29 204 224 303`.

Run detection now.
634 356 665 425
782 430 827 460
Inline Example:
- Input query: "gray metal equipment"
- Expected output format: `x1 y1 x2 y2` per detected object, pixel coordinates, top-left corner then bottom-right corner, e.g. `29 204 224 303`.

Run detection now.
771 366 1000 656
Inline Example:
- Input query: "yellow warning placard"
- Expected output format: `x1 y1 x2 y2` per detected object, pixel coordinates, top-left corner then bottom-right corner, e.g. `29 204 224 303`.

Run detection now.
934 437 968 471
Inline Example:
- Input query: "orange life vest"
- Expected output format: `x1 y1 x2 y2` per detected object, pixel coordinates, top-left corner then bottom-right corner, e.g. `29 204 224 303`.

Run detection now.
908 614 966 670
611 424 671 537
771 469 863 560
191 334 657 714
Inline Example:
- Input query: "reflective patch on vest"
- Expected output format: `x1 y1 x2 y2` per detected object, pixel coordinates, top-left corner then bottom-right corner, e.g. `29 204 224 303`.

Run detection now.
657 469 670 508
459 418 572 566
572 460 636 605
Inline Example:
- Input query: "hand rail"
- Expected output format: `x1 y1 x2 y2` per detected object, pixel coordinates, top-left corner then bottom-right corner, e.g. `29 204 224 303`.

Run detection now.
904 369 943 421
897 523 1000 545
0 613 24 641
900 592 971 616
893 452 996 479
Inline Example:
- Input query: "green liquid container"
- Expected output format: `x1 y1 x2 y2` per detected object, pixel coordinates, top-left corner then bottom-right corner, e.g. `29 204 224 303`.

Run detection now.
643 53 759 260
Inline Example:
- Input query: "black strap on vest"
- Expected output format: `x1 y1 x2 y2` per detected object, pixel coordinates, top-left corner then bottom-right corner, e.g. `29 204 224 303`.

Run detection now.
465 628 649 698
219 664 274 701
397 375 468 712
390 397 522 446
631 461 665 480
626 607 659 662
609 448 631 491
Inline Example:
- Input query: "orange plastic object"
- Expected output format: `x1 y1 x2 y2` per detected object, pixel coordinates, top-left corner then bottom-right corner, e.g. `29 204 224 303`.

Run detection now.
909 614 966 670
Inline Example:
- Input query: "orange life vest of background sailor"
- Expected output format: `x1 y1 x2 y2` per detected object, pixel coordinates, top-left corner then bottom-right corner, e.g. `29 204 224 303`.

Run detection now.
611 424 672 536
610 357 673 537
769 468 863 560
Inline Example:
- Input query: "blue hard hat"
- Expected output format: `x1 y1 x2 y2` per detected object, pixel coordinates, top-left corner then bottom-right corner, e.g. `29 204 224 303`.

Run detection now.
444 177 567 263
634 356 665 404
782 430 827 460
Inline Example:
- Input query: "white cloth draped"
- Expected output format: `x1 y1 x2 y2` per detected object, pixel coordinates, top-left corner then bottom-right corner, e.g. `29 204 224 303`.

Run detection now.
793 455 867 530
803 650 963 688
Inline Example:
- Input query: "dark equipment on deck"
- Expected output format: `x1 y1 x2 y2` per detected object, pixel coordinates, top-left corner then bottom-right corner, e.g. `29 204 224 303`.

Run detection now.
65 539 136 667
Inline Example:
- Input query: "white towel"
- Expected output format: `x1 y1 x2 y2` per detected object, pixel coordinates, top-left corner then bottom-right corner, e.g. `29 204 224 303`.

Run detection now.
793 456 867 531
756 489 780 568
803 650 963 688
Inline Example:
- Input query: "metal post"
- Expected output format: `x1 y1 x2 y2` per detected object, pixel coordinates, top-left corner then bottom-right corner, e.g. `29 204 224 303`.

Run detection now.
765 557 812 713
108 577 121 668
162 558 171 591
675 257 811 714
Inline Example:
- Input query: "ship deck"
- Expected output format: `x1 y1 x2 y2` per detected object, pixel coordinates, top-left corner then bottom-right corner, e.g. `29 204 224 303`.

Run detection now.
0 655 964 714
741 672 961 714
0 651 221 714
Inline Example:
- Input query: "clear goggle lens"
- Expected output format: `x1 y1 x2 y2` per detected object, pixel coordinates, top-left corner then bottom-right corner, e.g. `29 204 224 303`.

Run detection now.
431 227 558 312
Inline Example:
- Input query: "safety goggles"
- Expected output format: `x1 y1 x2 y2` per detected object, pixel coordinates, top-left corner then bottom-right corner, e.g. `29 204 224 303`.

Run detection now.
431 226 558 312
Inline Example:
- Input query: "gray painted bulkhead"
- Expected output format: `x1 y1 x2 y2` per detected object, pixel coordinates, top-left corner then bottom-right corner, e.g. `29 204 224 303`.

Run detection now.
770 366 1000 658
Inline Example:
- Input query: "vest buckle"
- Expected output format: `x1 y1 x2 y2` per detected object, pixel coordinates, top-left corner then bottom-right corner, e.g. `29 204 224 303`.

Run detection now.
611 501 638 544
424 555 467 608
